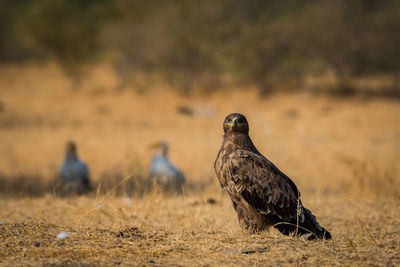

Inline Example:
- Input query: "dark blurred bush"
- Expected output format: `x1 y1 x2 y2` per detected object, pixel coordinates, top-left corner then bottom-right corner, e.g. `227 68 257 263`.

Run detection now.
0 0 399 94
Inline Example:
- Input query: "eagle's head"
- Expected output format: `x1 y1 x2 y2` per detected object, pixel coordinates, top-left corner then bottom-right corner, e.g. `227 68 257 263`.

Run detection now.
223 113 249 134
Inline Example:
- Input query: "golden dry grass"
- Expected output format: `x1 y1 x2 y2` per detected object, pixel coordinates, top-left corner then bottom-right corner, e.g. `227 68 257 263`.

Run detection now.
0 63 399 266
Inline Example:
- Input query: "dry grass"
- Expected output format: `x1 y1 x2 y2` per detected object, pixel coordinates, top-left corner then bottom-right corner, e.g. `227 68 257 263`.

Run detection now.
0 63 399 266
1 196 399 266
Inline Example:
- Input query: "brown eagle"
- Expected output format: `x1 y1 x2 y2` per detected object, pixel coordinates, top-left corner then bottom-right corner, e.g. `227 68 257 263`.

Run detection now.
214 113 331 240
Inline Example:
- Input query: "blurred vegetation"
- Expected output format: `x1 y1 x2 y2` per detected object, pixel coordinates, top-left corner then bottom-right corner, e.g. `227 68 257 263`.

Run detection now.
1 0 399 94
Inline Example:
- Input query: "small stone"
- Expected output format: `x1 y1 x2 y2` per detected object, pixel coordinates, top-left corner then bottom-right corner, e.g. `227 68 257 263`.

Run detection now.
34 242 40 247
57 231 69 239
207 198 217 204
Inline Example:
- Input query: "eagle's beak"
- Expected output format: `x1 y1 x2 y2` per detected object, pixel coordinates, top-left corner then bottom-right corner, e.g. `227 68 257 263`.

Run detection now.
227 118 239 127
232 118 238 127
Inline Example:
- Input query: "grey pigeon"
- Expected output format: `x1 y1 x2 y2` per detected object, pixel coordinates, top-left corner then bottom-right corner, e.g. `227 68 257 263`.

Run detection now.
149 141 185 192
60 141 91 194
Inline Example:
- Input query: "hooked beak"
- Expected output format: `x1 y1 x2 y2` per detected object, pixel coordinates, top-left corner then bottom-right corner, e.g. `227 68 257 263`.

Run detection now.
226 118 238 127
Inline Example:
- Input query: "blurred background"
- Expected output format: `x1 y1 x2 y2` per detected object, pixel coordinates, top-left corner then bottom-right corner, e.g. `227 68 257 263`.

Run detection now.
0 0 399 199
1 0 400 94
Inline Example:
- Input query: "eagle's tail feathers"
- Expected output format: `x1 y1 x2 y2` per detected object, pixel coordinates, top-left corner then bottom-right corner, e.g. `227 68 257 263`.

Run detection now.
300 207 331 240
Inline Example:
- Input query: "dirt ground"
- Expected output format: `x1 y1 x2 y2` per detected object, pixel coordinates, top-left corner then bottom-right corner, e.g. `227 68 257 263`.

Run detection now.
0 64 399 266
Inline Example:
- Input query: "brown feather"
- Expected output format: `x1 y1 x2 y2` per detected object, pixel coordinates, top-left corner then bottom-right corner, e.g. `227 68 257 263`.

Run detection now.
215 113 331 239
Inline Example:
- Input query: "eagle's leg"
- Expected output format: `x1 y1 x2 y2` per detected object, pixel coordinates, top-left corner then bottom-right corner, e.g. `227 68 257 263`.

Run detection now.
231 200 250 230
232 200 268 233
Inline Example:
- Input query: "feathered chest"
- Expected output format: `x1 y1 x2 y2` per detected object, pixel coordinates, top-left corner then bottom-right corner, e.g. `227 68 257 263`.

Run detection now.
214 134 257 189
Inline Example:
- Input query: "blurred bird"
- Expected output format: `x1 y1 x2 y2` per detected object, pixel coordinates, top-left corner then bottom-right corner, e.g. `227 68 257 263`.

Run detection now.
215 113 331 240
149 141 185 192
59 141 91 194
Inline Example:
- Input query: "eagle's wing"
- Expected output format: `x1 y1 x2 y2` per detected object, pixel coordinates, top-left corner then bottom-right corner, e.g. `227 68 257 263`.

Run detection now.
225 149 301 221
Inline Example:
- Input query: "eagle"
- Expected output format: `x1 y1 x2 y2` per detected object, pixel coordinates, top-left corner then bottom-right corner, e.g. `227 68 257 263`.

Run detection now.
214 113 331 240
59 141 91 194
149 141 185 192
